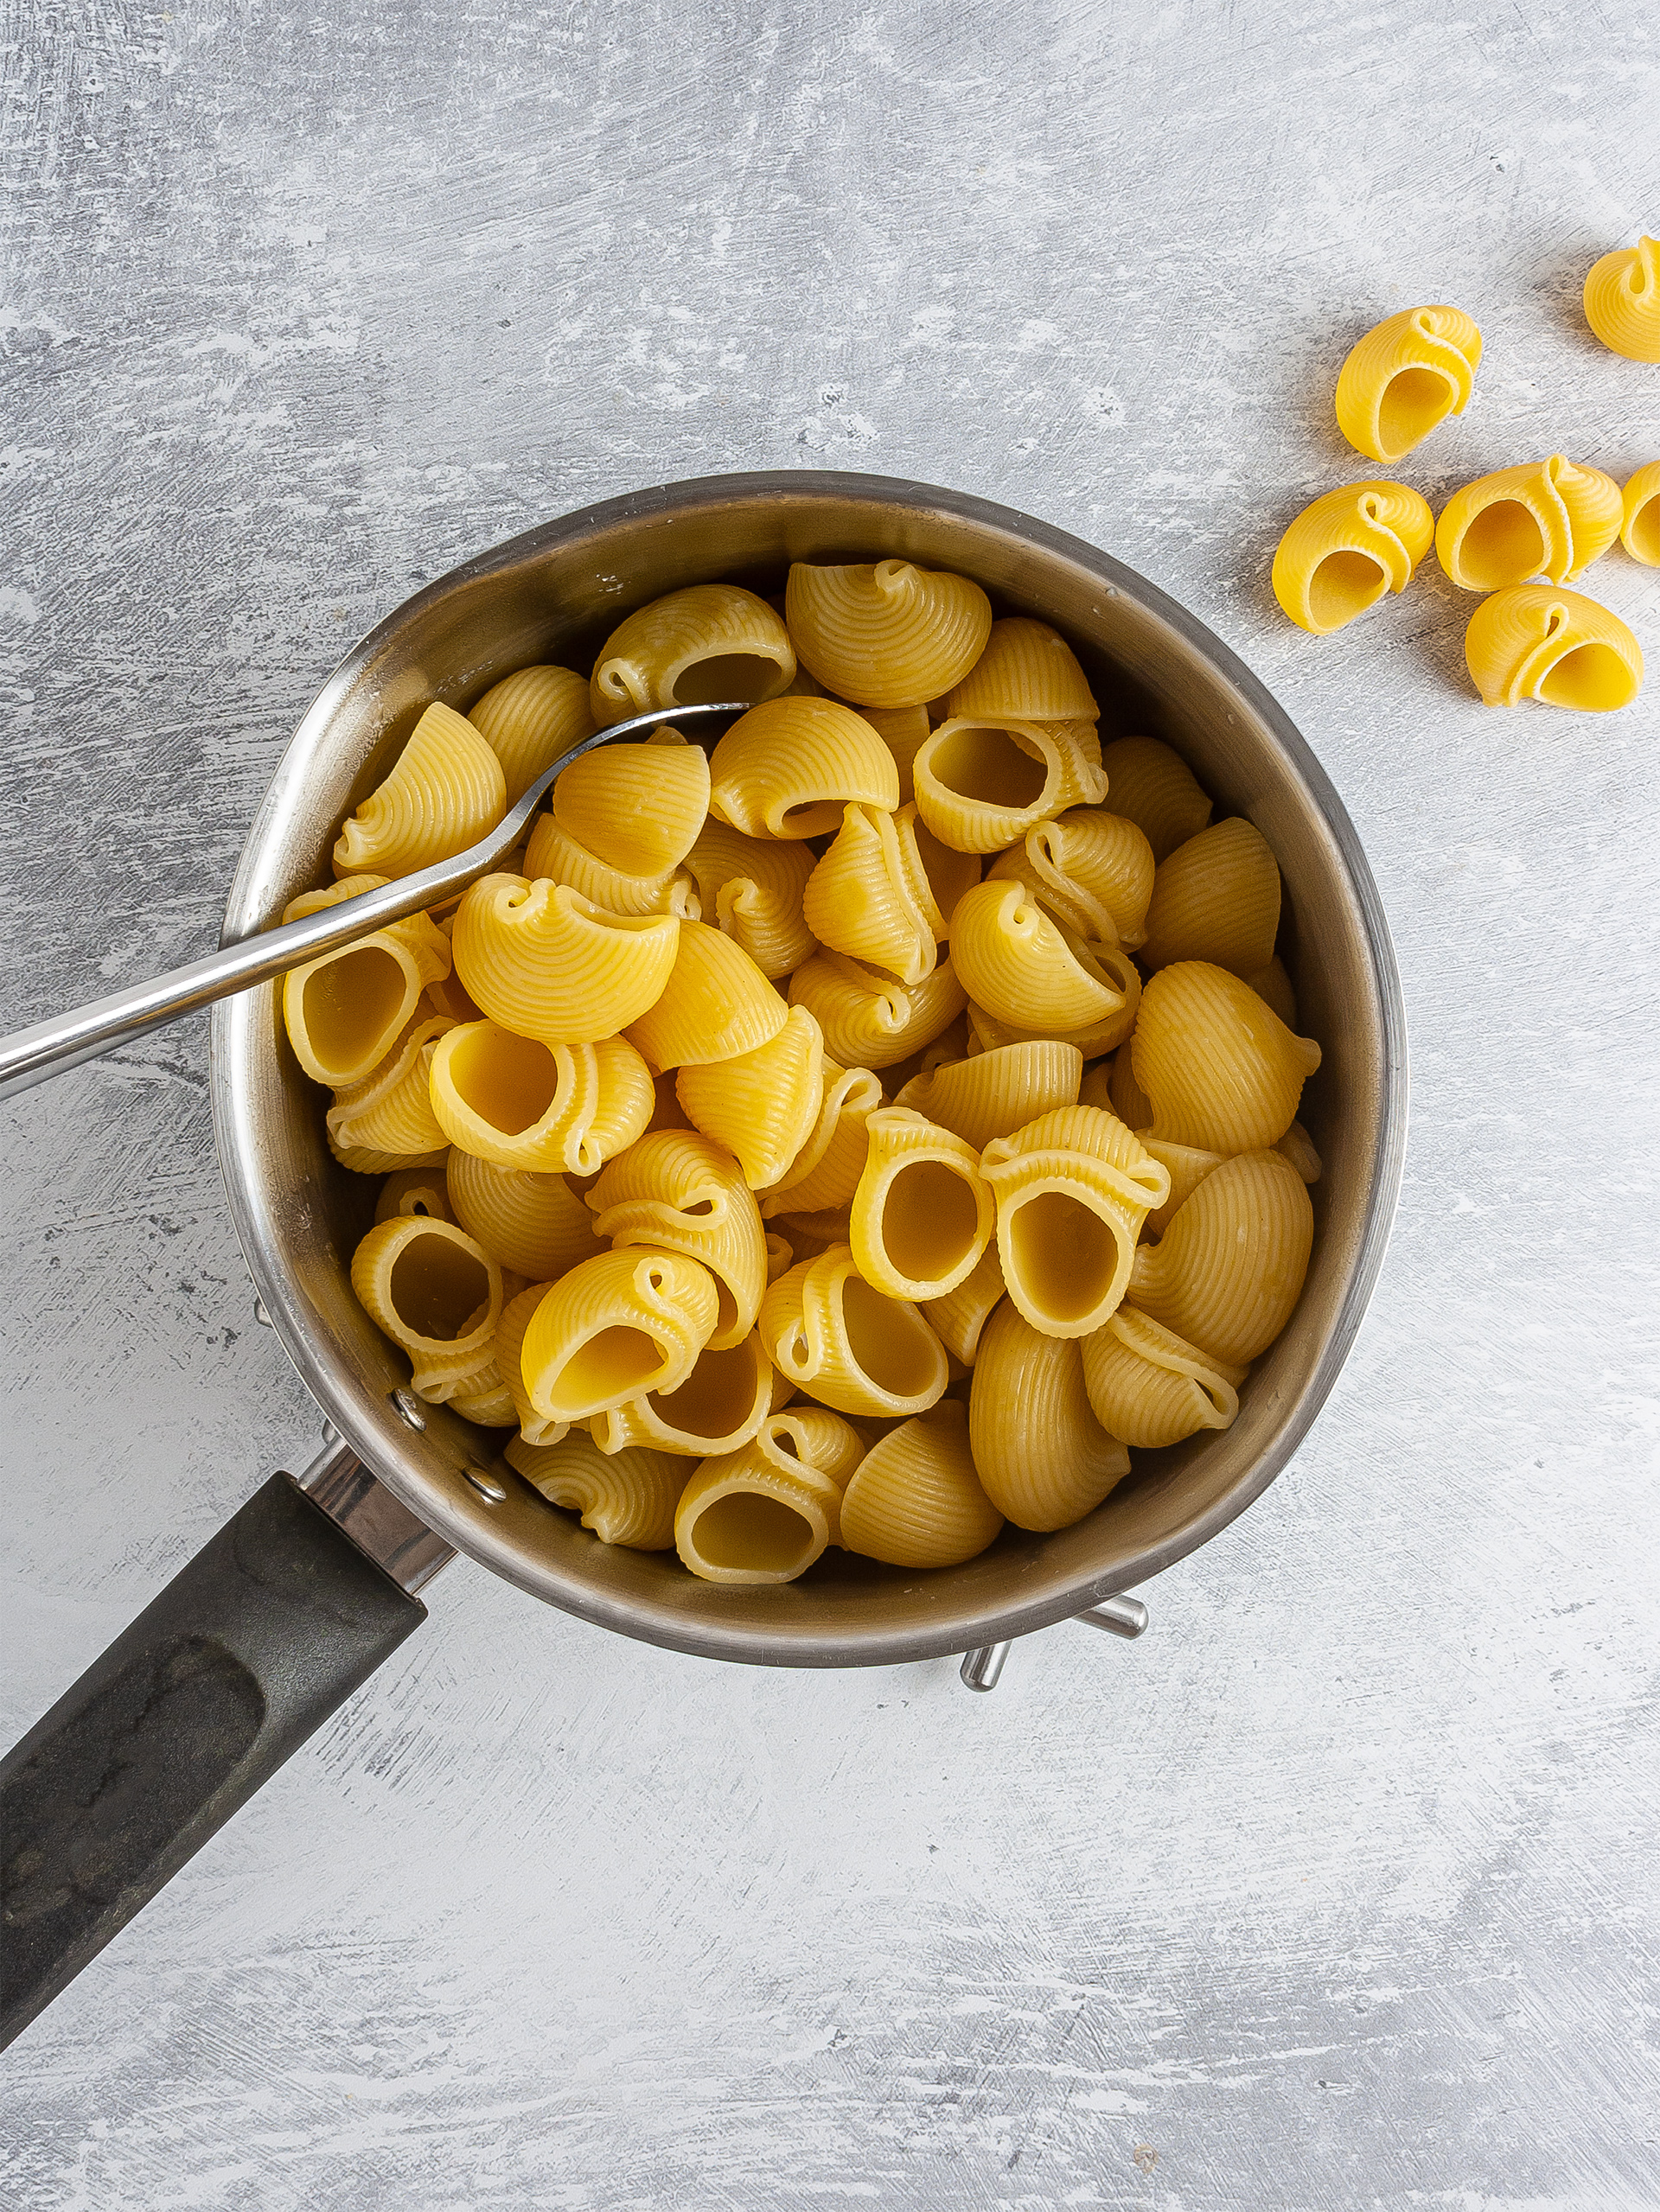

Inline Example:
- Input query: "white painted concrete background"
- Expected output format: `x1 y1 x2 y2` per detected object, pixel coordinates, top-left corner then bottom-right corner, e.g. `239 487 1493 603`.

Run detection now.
3 0 1659 2202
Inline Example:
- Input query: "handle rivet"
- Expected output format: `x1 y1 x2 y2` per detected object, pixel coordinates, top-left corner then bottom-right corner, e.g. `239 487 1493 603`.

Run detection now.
463 1466 507 1504
389 1388 427 1431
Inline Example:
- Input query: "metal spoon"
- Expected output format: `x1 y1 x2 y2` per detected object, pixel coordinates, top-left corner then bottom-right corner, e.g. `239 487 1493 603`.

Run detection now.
0 700 749 1103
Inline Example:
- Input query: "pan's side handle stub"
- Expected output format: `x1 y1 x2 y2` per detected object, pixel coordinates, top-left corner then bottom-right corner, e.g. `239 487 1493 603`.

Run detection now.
0 1473 427 2051
958 1594 1150 1692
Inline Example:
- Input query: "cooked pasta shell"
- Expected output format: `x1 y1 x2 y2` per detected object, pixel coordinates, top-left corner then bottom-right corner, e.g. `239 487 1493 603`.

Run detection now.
1621 461 1660 566
675 1004 825 1190
969 1300 1129 1530
1274 1120 1323 1183
838 1399 1003 1567
942 616 1099 723
674 1427 843 1584
1582 234 1660 362
522 811 700 919
1127 1149 1313 1367
1333 303 1483 463
788 951 967 1071
1464 584 1644 712
445 1149 603 1280
966 970 1140 1062
979 1105 1170 1339
351 1214 504 1401
986 806 1154 950
1140 819 1282 979
856 703 932 803
1139 1136 1226 1240
683 820 816 977
1096 737 1211 864
281 876 452 1088
914 717 1107 855
430 1023 654 1176
551 737 712 876
759 1059 884 1215
585 1128 768 1350
625 919 789 1073
1080 1307 1245 1450
590 583 796 727
785 559 993 707
950 882 1129 1033
895 1039 1082 1153
1243 955 1298 1030
468 664 595 804
707 697 900 839
759 1246 949 1418
326 1011 455 1162
925 1241 1006 1366
520 1247 718 1424
1271 480 1434 634
375 1162 454 1225
591 1328 774 1457
333 702 507 880
452 875 680 1043
1436 456 1624 591
506 1428 680 1548
849 1108 993 1301
495 1282 568 1447
803 802 942 985
1133 962 1321 1153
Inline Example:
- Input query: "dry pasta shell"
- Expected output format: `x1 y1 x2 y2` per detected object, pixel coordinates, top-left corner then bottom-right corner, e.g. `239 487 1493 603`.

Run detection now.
1081 1041 1152 1131
849 1108 993 1302
1127 1149 1313 1367
913 717 1107 855
759 1059 884 1216
986 806 1153 949
590 583 796 727
1139 1135 1226 1240
522 811 700 919
1436 456 1623 591
1621 461 1660 566
328 1128 448 1176
551 736 712 876
281 875 452 1088
625 919 789 1073
1582 234 1660 362
942 616 1099 723
351 1214 504 1402
506 1428 680 1549
1244 955 1298 1030
452 875 680 1043
326 1011 455 1162
856 703 932 803
1464 584 1643 713
838 1399 1003 1568
803 802 942 986
924 1241 1006 1367
759 1246 949 1418
674 1427 845 1584
1140 818 1282 979
446 1149 604 1280
707 697 900 838
967 980 1140 1063
1080 1307 1246 1450
334 702 507 880
467 664 595 805
430 1023 654 1176
675 1004 826 1191
1132 961 1321 1154
979 1104 1170 1339
1097 737 1211 864
520 1247 718 1425
1270 480 1434 634
683 819 817 977
788 951 967 1072
949 881 1130 1033
1333 303 1482 463
591 1328 775 1459
895 1039 1082 1154
585 1128 769 1350
374 1162 454 1225
784 559 993 707
496 1283 566 1447
969 1299 1129 1530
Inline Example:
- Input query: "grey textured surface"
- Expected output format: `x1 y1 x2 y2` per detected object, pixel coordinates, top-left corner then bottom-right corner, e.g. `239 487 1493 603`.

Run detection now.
3 1 1660 2204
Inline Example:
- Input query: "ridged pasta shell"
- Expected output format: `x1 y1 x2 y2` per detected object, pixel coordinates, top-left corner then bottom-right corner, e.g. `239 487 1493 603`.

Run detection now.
1243 955 1298 1030
520 1247 719 1424
675 1004 826 1189
758 1246 949 1417
430 1023 654 1176
683 820 817 977
950 881 1131 1032
452 875 680 1042
1582 235 1660 363
1132 962 1321 1153
759 1058 884 1215
326 1010 455 1162
351 1214 504 1402
591 1329 775 1458
1271 480 1434 634
495 1282 567 1445
1274 1120 1323 1183
522 812 700 919
674 1425 844 1583
966 968 1140 1061
551 737 712 875
896 1039 1083 1153
585 1128 769 1350
856 703 932 803
979 1105 1171 1339
625 919 790 1073
328 1127 449 1176
1621 461 1660 566
1140 818 1282 979
707 697 900 838
1333 303 1483 462
1436 456 1624 590
1464 584 1644 712
1080 1307 1246 1450
788 952 968 1071
803 802 942 985
506 1428 680 1549
784 559 993 707
590 583 796 727
838 1399 1004 1567
764 1231 795 1284
1096 738 1212 864
969 1299 1129 1530
914 717 1108 854
924 1241 1006 1366
942 616 1100 723
281 875 452 1088
374 1162 454 1225
1078 1042 1152 1131
445 1150 604 1280
849 1108 994 1301
1138 1136 1225 1240
1127 1149 1312 1367
334 702 507 880
468 664 595 805
986 806 1154 949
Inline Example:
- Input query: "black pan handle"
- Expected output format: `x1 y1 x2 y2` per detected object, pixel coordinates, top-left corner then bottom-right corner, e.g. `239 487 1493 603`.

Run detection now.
0 1472 427 2050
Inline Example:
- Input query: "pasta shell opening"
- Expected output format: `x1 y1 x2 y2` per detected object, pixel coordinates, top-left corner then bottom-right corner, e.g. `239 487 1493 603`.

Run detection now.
388 1231 491 1342
841 1272 941 1399
1456 500 1546 591
1624 466 1660 565
1537 641 1640 713
692 1490 820 1577
1306 549 1388 631
645 1337 766 1443
1376 365 1456 460
673 651 788 706
1004 1189 1129 1332
929 721 1049 810
445 1024 560 1133
878 1159 982 1290
300 946 411 1081
552 1323 667 1411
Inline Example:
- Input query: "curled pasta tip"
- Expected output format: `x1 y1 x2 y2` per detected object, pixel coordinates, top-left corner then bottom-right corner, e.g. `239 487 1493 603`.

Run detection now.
1582 234 1660 362
506 1429 682 1550
351 1214 505 1403
374 1163 455 1226
1620 461 1660 567
785 559 993 707
758 1246 949 1418
979 1105 1169 1340
1463 584 1644 712
1270 481 1434 634
589 583 796 727
1435 456 1624 592
683 819 817 978
838 1399 1004 1567
333 702 507 881
467 664 595 805
803 803 942 986
788 950 968 1071
759 1057 884 1217
325 1010 455 1163
520 1247 719 1425
987 806 1152 950
913 717 1108 855
949 881 1129 1035
587 1128 769 1350
942 616 1100 723
1081 1307 1244 1451
429 1023 654 1177
1333 303 1483 463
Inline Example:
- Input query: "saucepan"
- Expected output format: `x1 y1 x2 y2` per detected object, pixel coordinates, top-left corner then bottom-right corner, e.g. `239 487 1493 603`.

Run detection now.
0 469 1408 2050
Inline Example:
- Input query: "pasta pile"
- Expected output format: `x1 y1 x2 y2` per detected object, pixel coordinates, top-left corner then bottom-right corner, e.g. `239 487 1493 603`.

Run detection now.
281 565 1323 1588
1271 243 1658 713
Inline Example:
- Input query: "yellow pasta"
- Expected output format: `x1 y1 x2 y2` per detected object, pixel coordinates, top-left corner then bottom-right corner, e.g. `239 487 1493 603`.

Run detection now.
674 1425 844 1584
1096 737 1212 864
784 559 993 706
374 1162 454 1225
707 697 900 838
1132 962 1322 1153
950 881 1133 1032
585 1129 768 1350
803 802 943 985
1127 1149 1313 1367
856 703 932 804
625 920 789 1072
966 976 1140 1064
467 664 595 805
759 1059 884 1216
768 1204 852 1263
1334 303 1483 463
1270 481 1434 634
591 1329 775 1458
1464 584 1644 712
788 951 967 1072
848 1108 993 1301
589 583 796 726
913 717 1107 854
425 966 483 1026
1244 955 1298 1030
551 736 712 876
429 1023 654 1175
968 1300 1129 1529
1435 456 1624 590
1140 819 1282 979
350 1214 504 1402
1093 1041 1152 1131
1622 461 1660 565
924 1240 1006 1366
980 1105 1169 1338
325 1011 454 1163
1139 1135 1225 1240
452 875 680 1043
1080 1307 1246 1450
333 702 507 880
496 1282 568 1446
986 807 1154 950
328 1127 447 1176
764 1231 795 1284
445 1149 603 1280
674 1004 825 1190
683 819 817 978
1582 234 1660 362
281 877 452 1088
449 1364 517 1431
942 616 1099 723
520 1248 718 1425
895 1039 1082 1153
522 811 700 919
1275 1120 1323 1183
838 1399 1004 1568
759 1246 949 1417
505 1429 680 1549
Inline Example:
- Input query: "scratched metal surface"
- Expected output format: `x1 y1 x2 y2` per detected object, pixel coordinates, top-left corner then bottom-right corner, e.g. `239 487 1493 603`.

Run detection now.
3 1 1659 2204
